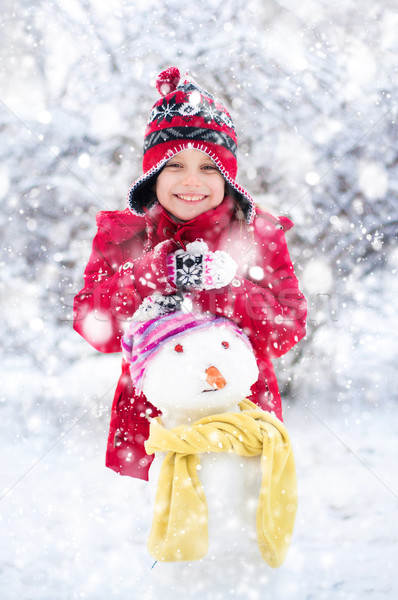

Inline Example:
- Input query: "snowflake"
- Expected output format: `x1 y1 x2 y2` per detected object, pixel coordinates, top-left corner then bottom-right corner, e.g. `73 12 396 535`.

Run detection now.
176 255 203 287
199 99 234 129
219 110 234 130
177 102 202 119
149 96 184 124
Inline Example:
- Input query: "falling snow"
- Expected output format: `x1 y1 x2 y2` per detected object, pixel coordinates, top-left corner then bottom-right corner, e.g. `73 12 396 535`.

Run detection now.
1 0 397 598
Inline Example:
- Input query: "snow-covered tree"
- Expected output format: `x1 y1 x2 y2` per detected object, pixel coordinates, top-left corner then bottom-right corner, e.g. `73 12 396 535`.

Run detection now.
0 0 397 414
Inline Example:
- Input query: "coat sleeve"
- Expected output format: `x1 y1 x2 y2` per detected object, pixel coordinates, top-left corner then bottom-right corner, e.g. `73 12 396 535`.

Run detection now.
73 224 177 353
192 222 307 358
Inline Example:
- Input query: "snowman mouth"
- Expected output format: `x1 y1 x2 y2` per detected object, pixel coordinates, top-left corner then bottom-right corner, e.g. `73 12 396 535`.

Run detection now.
202 389 219 393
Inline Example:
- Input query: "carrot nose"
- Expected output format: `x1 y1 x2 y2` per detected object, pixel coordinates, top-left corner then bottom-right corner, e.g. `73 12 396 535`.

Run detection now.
205 366 227 390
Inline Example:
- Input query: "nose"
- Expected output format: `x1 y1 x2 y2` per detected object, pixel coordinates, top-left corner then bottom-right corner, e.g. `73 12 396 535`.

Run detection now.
205 366 227 390
182 169 201 186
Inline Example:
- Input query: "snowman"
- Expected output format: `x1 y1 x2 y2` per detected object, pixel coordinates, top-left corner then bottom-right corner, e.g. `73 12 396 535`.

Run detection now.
122 294 297 569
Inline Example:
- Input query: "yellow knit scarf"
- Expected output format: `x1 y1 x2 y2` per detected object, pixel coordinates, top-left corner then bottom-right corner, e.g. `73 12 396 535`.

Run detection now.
144 399 297 567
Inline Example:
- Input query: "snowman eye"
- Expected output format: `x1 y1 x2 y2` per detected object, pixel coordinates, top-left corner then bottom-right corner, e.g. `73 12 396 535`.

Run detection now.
174 344 184 353
221 341 229 349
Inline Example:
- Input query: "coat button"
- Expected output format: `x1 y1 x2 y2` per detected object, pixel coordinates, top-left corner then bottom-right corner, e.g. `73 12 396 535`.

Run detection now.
163 226 174 237
122 261 133 270
231 277 241 287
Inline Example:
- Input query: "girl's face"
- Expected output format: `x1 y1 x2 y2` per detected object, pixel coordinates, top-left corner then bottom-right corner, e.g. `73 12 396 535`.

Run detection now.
155 149 226 221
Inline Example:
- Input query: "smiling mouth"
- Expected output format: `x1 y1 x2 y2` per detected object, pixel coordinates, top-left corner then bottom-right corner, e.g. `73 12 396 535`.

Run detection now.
175 194 208 203
202 389 218 393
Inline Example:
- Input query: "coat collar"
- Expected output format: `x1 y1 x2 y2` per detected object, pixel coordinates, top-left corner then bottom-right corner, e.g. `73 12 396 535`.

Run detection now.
96 208 147 243
97 197 238 247
148 196 236 248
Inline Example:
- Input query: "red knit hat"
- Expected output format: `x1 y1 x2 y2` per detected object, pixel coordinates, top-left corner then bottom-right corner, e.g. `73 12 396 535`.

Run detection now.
127 67 255 224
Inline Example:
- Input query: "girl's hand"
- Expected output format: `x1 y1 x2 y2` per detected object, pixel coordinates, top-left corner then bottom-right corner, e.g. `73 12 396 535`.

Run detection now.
132 239 179 298
167 239 237 290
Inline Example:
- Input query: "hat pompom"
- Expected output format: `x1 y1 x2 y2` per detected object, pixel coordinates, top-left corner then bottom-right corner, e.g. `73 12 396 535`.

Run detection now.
156 66 181 97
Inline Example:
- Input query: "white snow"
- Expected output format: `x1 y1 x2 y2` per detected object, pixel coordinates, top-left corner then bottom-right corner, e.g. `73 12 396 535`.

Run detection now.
249 265 264 281
0 165 10 200
90 104 124 140
81 311 114 346
358 161 389 201
345 41 377 86
1 0 397 597
302 259 333 294
78 153 91 169
305 171 320 186
1 359 397 599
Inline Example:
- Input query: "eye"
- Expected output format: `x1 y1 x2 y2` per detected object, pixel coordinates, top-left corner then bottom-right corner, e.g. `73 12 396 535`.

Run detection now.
174 344 184 353
221 341 229 349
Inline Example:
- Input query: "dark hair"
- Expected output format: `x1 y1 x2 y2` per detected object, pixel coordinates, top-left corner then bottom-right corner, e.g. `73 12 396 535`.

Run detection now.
225 183 246 222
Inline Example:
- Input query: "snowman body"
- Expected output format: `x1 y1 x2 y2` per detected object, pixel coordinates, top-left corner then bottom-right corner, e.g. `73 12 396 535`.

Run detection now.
142 324 263 561
148 443 261 561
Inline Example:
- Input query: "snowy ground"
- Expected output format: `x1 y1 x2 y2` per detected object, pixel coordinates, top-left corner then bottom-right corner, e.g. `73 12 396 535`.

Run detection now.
1 354 397 600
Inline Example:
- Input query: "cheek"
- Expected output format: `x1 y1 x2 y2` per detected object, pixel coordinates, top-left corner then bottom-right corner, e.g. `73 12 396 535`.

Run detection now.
155 171 176 199
209 178 226 206
216 176 226 195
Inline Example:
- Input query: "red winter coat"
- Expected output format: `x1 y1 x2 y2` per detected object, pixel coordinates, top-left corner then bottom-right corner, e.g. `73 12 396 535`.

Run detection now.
73 197 307 480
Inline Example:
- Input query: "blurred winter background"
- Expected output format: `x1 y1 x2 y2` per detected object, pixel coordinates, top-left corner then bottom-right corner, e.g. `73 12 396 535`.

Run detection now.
0 0 397 598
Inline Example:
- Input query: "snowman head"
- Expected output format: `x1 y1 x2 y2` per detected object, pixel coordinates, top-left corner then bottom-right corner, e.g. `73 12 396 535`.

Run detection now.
122 294 259 423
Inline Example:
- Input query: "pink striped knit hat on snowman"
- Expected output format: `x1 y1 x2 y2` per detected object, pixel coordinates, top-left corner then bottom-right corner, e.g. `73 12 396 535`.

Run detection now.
127 66 255 224
121 294 252 395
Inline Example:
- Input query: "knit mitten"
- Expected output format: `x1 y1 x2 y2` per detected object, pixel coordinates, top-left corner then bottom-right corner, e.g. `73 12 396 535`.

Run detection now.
167 240 237 290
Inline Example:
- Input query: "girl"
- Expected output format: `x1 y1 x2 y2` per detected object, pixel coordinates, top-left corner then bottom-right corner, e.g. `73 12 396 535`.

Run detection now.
73 67 307 481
